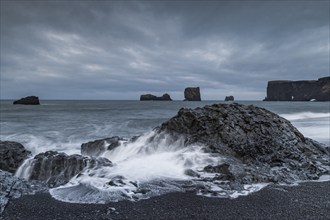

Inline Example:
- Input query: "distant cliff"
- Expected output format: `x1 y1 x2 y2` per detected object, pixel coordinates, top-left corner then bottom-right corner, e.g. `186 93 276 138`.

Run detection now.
140 93 172 101
264 77 330 101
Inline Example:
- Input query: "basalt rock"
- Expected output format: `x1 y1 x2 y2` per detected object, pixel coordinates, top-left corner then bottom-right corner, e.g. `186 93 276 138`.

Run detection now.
13 96 40 105
0 141 31 174
140 93 172 101
81 136 124 157
224 96 234 101
19 151 113 187
184 87 201 101
158 103 329 184
264 76 330 101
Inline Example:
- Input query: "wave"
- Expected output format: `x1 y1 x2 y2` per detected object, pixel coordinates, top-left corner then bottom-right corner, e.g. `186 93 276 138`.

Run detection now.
49 131 225 203
0 133 82 155
280 112 330 121
280 112 330 146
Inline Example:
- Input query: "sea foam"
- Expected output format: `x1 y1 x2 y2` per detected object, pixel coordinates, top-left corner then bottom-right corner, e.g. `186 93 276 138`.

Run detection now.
49 131 223 203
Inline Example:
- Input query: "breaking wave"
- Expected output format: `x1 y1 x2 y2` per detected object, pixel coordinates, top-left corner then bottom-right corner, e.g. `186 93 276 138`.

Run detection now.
49 131 232 203
281 112 330 146
281 112 330 121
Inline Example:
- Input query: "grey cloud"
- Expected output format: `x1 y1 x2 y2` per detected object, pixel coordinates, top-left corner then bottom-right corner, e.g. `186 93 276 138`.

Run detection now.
1 1 329 100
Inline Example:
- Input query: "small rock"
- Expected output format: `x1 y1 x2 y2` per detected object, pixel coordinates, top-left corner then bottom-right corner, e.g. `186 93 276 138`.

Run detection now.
13 96 40 105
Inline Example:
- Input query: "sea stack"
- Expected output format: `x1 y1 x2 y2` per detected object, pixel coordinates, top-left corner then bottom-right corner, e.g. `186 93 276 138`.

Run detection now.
224 96 234 101
13 96 40 105
264 76 330 101
184 87 201 101
140 93 172 101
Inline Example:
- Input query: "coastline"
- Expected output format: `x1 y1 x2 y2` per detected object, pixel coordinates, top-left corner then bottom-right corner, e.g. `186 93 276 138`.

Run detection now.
2 181 330 220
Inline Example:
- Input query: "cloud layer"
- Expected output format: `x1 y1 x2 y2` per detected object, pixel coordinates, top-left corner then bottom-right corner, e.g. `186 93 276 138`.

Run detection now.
1 1 329 100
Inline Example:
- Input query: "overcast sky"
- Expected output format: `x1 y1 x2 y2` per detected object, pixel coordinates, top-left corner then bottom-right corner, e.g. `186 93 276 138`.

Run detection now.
1 1 329 100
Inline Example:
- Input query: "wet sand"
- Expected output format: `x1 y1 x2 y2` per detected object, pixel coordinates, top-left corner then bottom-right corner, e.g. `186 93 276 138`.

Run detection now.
2 182 330 220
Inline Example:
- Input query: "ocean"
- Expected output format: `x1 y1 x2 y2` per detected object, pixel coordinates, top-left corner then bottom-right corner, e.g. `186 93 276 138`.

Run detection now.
1 100 329 203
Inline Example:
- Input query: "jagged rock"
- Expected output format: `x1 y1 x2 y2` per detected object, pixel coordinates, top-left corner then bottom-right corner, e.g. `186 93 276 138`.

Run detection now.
184 87 201 101
158 103 329 184
204 163 235 181
0 141 31 174
264 76 330 101
13 96 40 105
20 151 113 187
224 96 234 101
184 169 200 178
140 93 172 101
81 136 124 157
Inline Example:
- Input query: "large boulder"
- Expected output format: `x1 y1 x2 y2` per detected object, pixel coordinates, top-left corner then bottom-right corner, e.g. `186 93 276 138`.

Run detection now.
140 93 172 101
184 87 201 101
81 136 124 157
158 103 329 184
17 151 112 187
13 96 40 105
264 76 330 101
0 141 31 174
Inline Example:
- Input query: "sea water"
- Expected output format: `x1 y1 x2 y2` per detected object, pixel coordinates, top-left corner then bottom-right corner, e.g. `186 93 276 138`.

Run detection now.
1 100 329 203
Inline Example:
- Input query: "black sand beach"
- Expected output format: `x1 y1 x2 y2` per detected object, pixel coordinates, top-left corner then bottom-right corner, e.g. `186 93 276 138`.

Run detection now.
2 181 329 220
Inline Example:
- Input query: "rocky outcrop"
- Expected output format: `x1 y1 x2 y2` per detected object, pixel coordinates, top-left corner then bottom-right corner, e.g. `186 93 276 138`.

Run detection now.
184 87 201 101
0 141 31 174
17 151 112 187
264 77 330 101
224 96 234 101
140 93 172 101
81 136 124 157
13 96 40 105
158 103 329 184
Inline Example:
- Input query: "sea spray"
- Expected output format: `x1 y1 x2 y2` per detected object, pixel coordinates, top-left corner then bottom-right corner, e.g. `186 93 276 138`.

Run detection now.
15 157 34 180
50 131 223 203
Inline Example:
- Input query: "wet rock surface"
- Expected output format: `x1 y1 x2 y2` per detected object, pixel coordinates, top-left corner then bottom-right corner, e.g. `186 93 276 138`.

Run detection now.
0 141 31 174
13 96 40 105
18 151 113 187
81 136 124 157
158 103 329 186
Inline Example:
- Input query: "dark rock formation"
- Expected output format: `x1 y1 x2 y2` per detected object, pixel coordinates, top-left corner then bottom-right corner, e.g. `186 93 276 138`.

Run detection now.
13 96 40 105
20 151 112 187
224 96 234 101
0 141 31 174
184 87 201 101
140 93 172 101
204 163 235 181
158 103 329 184
264 76 330 101
81 136 124 157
